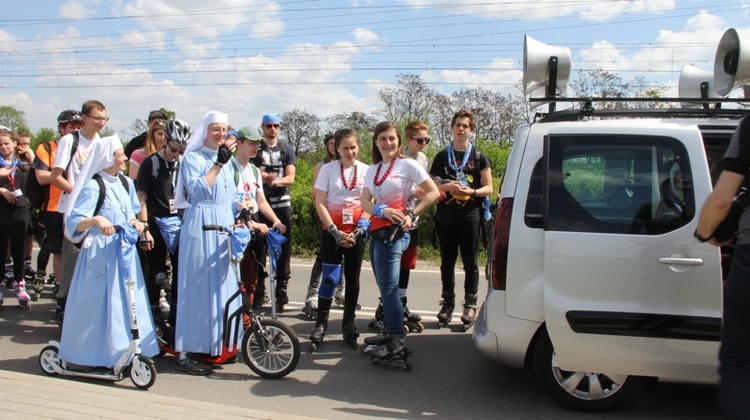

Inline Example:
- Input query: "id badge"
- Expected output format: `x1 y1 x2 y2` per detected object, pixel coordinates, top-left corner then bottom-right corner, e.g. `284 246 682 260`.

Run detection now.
13 189 22 197
342 208 354 225
168 198 177 214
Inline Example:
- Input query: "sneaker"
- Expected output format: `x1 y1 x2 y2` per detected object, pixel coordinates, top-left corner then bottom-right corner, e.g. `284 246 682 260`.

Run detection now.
175 356 212 375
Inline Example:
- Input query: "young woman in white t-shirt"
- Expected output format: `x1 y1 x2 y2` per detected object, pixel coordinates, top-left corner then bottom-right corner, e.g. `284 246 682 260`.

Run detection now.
360 121 438 364
309 128 370 351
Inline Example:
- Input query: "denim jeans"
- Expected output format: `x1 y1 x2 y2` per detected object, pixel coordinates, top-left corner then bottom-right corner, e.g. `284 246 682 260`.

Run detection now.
720 243 750 419
370 232 410 335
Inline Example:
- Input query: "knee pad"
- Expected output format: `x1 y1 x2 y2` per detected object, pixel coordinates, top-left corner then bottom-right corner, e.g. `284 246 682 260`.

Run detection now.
319 263 342 299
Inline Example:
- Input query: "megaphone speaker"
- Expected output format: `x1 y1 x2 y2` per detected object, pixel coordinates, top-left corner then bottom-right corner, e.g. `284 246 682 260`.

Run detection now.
714 28 750 96
679 64 722 108
523 35 572 96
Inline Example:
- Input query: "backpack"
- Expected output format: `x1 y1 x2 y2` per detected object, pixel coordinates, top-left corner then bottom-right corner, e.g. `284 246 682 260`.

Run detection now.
74 172 130 249
25 142 53 209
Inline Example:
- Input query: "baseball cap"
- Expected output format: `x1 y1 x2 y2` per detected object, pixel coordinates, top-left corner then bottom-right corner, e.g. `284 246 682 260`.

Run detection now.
262 113 281 125
237 126 263 142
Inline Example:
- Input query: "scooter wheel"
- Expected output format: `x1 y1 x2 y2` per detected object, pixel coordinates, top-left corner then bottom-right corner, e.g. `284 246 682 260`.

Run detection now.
130 355 157 389
39 345 60 376
243 318 300 379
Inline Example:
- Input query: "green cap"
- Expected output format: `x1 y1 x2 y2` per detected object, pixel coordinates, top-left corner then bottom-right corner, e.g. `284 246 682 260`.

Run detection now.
236 126 263 142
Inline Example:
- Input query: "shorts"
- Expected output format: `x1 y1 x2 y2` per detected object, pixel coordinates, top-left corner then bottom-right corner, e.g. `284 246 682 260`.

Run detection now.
40 211 64 255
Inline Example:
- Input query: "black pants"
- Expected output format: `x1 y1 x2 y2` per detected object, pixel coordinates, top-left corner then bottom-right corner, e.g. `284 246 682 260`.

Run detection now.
437 218 480 300
145 219 178 308
0 206 28 282
319 228 366 321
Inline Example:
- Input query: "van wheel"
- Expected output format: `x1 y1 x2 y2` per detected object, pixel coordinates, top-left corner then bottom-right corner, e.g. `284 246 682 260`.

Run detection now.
533 328 644 412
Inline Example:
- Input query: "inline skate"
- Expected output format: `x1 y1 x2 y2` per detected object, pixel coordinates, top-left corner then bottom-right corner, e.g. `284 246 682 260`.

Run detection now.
367 299 385 332
14 279 30 310
32 269 45 301
309 297 332 353
402 297 424 333
0 281 4 306
301 289 318 320
460 294 478 331
342 316 359 350
369 334 410 371
437 297 454 328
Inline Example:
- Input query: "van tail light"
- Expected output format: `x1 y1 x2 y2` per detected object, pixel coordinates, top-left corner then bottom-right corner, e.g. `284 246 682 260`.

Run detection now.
491 197 513 291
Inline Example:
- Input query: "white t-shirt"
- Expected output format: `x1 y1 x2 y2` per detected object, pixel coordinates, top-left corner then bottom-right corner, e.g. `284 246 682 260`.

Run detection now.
53 131 99 213
364 158 429 231
315 160 369 231
230 158 263 216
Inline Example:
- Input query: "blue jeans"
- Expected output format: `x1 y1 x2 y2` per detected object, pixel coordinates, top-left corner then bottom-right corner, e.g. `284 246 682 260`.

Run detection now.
370 233 410 335
720 244 750 419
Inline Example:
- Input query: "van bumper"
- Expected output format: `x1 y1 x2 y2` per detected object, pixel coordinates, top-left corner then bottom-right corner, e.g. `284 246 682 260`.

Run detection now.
473 290 541 369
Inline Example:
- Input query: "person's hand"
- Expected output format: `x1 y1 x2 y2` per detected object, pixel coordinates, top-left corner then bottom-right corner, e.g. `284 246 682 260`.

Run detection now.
0 166 14 178
96 215 115 236
139 230 154 250
1 188 15 205
272 220 286 235
383 207 405 224
261 171 276 185
217 145 232 164
252 222 269 236
224 135 237 153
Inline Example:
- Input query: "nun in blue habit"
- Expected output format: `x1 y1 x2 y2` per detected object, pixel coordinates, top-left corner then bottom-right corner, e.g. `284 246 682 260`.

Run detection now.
172 110 240 374
58 135 158 368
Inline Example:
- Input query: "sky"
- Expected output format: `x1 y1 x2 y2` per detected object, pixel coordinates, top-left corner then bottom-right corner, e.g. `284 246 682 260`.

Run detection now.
0 0 749 137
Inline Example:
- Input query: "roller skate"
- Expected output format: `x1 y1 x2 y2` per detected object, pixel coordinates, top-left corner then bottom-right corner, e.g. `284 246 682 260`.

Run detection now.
402 297 424 333
0 281 5 306
342 319 359 350
369 334 410 371
14 279 30 310
437 298 454 328
460 294 478 332
309 323 327 353
301 290 318 320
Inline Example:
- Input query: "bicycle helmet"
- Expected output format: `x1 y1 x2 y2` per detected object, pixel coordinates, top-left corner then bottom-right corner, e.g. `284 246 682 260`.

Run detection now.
165 118 192 147
57 109 82 124
323 131 335 145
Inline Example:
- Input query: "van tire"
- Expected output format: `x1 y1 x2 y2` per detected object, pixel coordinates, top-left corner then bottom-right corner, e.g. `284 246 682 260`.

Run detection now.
533 327 644 412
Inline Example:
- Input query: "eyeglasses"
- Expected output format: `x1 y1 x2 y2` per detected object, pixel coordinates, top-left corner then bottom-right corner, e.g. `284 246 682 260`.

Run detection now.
411 137 430 145
264 124 280 129
86 115 110 123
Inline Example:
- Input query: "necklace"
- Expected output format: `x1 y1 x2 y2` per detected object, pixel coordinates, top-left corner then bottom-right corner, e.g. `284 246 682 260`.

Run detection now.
373 158 396 187
340 161 357 190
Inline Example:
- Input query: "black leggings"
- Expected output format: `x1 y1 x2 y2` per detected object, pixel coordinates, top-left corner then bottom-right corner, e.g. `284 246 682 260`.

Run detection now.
319 228 366 319
0 206 28 282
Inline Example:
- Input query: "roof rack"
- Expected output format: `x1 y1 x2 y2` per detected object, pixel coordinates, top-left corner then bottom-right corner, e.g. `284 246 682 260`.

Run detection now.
536 97 750 123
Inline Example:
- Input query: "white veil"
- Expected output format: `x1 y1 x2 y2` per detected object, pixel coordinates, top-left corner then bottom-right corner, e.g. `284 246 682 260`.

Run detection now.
173 110 228 209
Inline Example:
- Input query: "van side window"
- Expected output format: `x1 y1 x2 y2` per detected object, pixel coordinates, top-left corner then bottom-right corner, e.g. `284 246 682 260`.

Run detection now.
524 159 544 228
545 135 694 235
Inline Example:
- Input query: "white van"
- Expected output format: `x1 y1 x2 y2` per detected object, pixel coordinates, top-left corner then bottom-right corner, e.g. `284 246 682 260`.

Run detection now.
473 106 748 411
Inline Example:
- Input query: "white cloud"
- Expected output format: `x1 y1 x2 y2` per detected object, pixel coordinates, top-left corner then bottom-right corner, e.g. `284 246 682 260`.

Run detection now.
59 0 95 20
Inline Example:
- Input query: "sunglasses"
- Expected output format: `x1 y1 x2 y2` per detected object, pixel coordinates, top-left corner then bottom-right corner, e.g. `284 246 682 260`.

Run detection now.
412 137 430 145
264 124 280 129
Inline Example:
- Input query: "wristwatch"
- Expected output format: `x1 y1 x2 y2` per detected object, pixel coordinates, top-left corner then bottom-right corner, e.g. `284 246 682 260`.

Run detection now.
693 229 712 243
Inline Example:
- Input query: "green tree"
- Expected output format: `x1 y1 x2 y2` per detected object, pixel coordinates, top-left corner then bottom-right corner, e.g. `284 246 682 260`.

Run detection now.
31 127 56 151
0 105 29 132
280 109 320 158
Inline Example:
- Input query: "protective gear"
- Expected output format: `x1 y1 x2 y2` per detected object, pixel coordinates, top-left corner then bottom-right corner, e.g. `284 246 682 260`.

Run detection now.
164 118 192 147
323 132 335 145
57 109 82 124
318 263 342 299
217 145 232 164
327 224 346 244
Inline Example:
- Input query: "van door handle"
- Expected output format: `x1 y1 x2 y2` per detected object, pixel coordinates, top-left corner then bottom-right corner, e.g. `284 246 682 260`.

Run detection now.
658 257 704 266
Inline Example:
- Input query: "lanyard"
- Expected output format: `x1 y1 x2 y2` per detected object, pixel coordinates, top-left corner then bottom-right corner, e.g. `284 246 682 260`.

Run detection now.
447 141 472 174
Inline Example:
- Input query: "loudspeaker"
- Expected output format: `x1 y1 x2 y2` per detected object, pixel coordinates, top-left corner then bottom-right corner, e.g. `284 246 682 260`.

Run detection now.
523 35 572 97
714 28 750 96
678 64 722 108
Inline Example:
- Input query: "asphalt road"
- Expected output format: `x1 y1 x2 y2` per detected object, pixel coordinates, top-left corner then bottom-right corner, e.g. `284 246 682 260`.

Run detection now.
0 257 718 419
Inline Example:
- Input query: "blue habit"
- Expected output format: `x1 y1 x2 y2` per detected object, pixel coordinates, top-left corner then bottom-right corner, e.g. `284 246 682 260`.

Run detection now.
175 146 240 356
59 172 158 367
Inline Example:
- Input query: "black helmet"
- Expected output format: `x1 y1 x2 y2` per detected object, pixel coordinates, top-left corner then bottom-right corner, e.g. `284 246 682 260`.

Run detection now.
323 132 335 145
57 109 82 124
164 118 192 147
